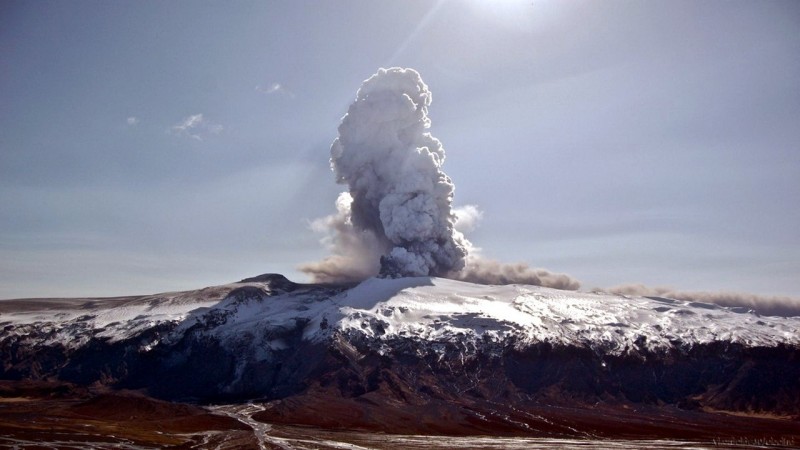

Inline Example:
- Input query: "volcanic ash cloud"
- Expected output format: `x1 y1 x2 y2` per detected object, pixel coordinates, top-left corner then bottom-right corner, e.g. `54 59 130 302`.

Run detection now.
301 67 581 290
304 68 469 279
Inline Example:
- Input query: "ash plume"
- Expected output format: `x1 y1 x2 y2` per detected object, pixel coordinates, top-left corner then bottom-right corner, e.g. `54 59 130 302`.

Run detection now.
301 68 587 287
605 284 800 317
310 67 469 279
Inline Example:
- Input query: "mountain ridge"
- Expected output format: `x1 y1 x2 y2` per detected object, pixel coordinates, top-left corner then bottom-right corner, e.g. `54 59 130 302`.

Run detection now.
1 273 799 440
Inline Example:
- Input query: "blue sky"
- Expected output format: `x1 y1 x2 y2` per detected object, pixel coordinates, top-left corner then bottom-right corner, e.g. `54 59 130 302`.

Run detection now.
1 0 798 298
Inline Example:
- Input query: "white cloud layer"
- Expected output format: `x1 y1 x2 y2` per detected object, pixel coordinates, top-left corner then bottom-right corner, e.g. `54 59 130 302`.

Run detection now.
169 113 223 141
256 82 294 97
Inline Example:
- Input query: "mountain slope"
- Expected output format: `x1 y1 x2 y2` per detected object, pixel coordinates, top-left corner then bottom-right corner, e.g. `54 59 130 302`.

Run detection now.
1 274 799 435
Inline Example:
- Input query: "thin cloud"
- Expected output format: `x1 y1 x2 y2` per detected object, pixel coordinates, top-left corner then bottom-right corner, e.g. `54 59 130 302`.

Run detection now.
256 82 294 98
126 116 139 126
169 113 223 141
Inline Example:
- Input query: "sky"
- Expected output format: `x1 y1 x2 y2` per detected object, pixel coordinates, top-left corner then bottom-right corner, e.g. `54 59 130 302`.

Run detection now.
1 0 798 299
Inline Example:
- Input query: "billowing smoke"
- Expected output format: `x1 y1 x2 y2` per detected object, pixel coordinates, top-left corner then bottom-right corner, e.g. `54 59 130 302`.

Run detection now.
313 67 469 278
301 68 584 288
605 284 800 317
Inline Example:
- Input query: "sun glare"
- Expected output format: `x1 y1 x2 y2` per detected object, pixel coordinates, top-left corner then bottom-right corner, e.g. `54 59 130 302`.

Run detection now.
469 0 572 31
469 0 555 31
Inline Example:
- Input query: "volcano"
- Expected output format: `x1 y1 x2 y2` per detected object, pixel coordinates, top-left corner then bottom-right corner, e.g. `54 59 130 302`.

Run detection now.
1 274 798 448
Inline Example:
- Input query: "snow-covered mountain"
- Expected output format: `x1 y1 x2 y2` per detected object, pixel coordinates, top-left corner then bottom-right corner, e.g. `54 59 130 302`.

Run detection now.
2 274 799 430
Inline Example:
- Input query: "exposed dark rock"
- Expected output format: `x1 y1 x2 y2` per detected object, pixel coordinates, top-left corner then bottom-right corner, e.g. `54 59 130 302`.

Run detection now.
238 273 298 292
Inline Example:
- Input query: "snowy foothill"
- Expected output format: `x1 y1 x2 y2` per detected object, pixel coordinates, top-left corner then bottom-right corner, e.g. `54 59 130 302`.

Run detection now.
327 277 800 352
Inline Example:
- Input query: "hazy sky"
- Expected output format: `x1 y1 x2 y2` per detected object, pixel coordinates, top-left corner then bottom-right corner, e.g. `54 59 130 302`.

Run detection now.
1 0 798 299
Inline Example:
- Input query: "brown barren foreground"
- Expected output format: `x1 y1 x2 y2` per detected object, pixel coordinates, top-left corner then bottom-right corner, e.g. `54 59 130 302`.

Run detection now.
1 380 798 449
256 383 800 446
0 381 254 449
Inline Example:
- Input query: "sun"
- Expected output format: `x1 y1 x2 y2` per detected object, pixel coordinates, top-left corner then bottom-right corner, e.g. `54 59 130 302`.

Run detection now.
468 0 548 31
470 0 534 11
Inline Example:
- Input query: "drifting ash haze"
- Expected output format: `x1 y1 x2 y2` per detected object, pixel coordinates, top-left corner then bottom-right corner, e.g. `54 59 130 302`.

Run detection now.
301 67 799 316
605 284 800 318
